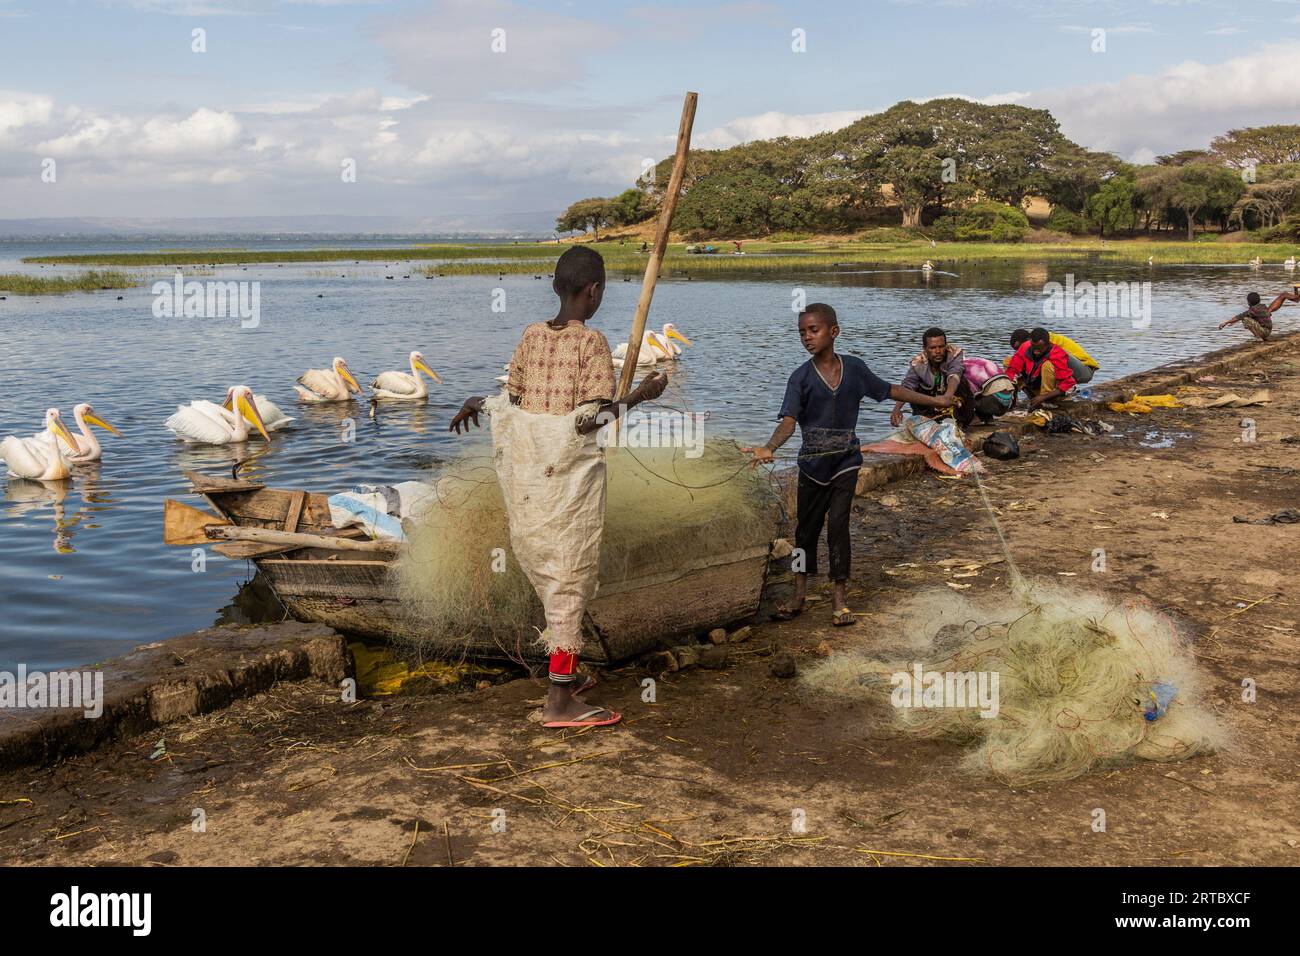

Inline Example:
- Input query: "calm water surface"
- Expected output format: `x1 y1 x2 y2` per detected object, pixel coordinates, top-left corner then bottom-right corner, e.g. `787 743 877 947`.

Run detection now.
0 240 1285 668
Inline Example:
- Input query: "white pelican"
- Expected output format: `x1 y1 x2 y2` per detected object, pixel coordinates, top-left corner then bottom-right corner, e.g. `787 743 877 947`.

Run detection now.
37 403 120 463
656 323 692 359
295 356 361 403
223 387 293 431
1285 256 1296 270
166 386 271 444
2 409 81 481
612 331 673 368
922 260 935 272
370 350 441 400
1249 256 1262 269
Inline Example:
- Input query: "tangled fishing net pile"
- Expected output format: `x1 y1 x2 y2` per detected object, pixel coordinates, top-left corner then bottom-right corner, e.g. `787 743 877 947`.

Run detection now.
804 582 1225 787
393 440 777 654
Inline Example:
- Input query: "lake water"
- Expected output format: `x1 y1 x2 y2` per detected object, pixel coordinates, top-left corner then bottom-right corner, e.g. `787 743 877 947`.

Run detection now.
0 239 1288 669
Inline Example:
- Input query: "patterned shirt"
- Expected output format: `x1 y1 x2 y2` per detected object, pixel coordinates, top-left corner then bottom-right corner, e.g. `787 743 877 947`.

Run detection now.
506 321 616 415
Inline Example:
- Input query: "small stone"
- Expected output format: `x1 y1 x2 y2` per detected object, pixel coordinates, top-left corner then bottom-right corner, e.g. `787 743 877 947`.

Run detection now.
770 538 793 560
673 645 701 668
699 646 728 669
727 625 752 643
648 650 678 673
475 680 491 691
708 628 727 645
815 640 832 658
770 651 797 679
880 494 900 508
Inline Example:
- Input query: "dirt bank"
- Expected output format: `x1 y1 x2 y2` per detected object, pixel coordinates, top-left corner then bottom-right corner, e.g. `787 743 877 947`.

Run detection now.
2 339 1298 867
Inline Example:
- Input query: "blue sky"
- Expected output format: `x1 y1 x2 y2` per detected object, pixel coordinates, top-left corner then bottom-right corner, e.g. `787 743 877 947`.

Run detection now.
3 0 1300 225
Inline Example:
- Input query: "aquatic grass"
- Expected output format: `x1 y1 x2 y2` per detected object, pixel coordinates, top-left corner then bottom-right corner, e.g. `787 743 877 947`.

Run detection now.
0 270 137 295
21 237 1300 276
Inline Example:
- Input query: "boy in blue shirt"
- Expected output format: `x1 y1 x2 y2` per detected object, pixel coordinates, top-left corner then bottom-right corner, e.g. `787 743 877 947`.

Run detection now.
744 304 952 625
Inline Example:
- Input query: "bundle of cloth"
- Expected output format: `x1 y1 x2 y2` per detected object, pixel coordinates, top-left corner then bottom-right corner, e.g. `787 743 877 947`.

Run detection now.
328 481 440 541
863 414 985 476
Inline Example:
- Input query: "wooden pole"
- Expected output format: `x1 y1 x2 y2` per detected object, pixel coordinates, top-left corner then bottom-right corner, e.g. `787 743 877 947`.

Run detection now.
615 91 698 400
203 524 402 555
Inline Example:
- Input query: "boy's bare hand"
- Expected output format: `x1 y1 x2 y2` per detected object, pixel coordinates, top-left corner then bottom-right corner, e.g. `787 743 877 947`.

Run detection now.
741 446 775 468
449 397 486 433
890 408 905 428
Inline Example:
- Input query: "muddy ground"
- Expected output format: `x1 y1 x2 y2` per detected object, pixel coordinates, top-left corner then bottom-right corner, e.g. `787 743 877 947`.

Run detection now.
2 346 1298 867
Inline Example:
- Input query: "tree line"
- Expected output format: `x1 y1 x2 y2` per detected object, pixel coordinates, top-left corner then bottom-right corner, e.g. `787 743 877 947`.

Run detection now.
556 100 1300 242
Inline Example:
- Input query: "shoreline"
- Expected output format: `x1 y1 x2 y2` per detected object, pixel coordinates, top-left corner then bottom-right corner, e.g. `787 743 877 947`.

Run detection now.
17 236 1300 276
5 335 1294 790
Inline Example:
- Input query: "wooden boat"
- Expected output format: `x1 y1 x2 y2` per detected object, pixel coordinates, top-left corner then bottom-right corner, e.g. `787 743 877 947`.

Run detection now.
168 470 773 664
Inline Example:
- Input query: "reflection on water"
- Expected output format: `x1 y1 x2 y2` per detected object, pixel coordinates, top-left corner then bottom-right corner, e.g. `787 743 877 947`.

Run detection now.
0 251 1290 669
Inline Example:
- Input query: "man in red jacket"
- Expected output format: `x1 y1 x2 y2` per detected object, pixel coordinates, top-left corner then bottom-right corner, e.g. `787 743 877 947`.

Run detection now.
1005 327 1076 408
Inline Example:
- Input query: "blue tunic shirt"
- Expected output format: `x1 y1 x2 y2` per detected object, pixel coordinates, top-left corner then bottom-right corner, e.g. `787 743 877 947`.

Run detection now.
778 353 892 485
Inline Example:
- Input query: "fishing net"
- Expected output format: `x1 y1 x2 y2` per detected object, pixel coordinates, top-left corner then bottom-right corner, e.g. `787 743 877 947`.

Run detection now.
393 438 778 656
802 582 1225 787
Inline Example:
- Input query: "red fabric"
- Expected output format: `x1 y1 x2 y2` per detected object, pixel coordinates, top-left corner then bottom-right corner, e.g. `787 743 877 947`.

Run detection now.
1005 341 1076 393
548 650 578 676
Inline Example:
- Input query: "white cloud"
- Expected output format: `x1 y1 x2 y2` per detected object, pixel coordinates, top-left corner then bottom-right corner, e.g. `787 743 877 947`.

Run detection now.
0 91 54 138
695 110 866 148
1027 40 1300 158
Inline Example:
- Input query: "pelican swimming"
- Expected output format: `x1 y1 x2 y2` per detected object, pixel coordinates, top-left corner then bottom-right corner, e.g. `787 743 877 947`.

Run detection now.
1249 256 1262 269
608 330 670 371
922 260 935 272
2 409 81 481
165 386 271 444
655 323 692 360
612 330 673 369
370 350 441 400
37 403 120 463
295 356 361 403
223 387 294 431
1285 256 1296 270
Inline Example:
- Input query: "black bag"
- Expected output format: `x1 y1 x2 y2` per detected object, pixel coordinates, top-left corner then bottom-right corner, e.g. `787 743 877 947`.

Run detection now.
982 431 1020 460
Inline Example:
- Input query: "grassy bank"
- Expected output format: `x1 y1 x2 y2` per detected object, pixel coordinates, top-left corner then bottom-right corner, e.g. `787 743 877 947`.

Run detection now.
0 270 136 295
21 237 1300 277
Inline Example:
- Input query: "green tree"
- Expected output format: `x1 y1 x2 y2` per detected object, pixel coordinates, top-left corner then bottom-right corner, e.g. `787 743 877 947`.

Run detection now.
555 197 617 238
1166 165 1244 240
1211 125 1300 168
1084 175 1141 236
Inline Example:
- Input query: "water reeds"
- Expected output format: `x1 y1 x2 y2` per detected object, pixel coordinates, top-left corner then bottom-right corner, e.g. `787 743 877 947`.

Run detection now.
0 270 136 295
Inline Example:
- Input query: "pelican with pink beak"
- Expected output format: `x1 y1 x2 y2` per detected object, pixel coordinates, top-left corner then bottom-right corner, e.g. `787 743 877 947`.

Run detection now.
1 409 82 480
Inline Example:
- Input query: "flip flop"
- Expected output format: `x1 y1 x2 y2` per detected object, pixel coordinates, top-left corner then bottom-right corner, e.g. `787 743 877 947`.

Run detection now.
832 607 857 627
543 707 623 729
771 603 804 621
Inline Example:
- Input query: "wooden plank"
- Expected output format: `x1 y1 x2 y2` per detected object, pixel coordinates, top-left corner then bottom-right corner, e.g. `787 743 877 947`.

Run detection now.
283 490 307 533
163 498 229 545
183 469 264 494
